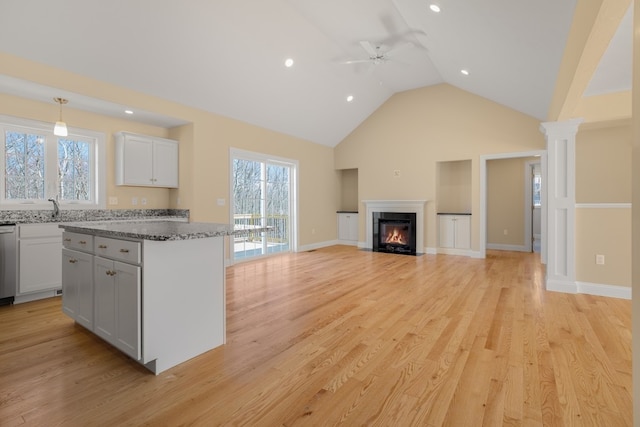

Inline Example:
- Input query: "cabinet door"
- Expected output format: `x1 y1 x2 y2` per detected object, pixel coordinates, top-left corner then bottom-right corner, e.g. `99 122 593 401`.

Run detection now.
122 136 154 186
94 257 116 343
152 139 178 187
93 257 141 360
338 214 358 242
19 236 62 294
62 249 93 329
337 214 349 240
347 214 359 241
113 261 141 360
438 216 455 248
454 216 471 249
61 249 79 319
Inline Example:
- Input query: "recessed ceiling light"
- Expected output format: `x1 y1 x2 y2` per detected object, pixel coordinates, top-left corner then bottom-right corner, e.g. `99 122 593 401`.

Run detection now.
429 4 441 12
124 110 134 115
460 69 469 76
284 58 294 67
346 95 354 102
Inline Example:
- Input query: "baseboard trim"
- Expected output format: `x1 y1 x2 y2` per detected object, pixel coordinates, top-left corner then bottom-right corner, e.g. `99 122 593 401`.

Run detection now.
437 247 474 257
546 278 631 299
298 240 340 252
486 243 529 252
546 279 577 294
576 281 631 300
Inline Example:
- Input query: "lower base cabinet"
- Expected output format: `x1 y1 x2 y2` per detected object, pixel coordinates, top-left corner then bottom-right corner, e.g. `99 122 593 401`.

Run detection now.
62 249 94 330
438 215 471 249
61 229 226 375
94 257 141 360
18 224 63 299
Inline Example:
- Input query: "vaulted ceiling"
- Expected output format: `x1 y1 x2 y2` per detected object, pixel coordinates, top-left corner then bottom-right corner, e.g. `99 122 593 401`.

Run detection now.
0 0 632 146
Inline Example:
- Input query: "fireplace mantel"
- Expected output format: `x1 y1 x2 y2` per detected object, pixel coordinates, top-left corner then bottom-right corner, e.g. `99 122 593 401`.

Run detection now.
362 200 427 253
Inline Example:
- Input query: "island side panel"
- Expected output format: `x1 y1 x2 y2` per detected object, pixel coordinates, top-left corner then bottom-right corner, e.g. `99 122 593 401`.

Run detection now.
142 236 225 374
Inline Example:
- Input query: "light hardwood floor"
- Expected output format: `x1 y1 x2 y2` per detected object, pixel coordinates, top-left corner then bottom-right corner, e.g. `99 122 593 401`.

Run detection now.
0 247 632 426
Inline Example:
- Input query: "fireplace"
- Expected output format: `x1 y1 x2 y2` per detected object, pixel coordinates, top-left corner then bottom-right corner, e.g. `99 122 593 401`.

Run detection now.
372 212 417 255
363 200 426 254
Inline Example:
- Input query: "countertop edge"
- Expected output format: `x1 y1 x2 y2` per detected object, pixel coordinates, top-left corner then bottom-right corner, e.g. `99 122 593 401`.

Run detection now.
59 221 271 242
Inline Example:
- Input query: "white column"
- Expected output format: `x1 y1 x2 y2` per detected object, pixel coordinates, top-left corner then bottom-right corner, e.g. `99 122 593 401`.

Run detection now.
539 119 582 292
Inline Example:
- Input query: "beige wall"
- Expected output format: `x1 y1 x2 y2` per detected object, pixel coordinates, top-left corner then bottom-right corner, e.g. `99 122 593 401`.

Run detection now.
486 157 538 247
0 53 340 247
335 83 546 250
573 123 632 287
576 208 631 287
339 169 359 212
437 160 471 214
576 123 632 203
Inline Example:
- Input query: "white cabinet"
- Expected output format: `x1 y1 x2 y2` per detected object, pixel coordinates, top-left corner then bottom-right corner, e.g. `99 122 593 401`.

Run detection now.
115 132 178 188
94 257 141 360
17 223 62 296
60 226 226 374
438 215 471 250
61 232 141 361
62 248 94 329
337 212 358 243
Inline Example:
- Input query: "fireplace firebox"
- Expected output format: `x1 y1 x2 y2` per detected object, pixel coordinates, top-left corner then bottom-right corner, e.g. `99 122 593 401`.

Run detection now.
372 212 417 255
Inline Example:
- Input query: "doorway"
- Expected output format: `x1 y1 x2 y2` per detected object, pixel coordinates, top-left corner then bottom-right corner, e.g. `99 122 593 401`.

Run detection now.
230 148 298 261
480 150 546 262
525 161 542 253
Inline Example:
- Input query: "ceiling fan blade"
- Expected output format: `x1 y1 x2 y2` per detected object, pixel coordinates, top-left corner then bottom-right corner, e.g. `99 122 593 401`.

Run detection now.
384 42 414 58
343 59 374 65
359 41 378 57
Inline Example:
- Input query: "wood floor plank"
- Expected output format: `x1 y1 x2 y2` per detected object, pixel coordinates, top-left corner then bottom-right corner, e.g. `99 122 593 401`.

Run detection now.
0 247 631 426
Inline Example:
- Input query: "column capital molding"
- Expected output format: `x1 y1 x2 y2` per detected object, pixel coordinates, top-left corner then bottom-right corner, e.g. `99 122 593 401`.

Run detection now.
539 118 584 138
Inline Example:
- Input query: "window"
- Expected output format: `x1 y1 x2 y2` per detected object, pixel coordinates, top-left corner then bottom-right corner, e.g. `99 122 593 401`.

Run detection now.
1 116 105 210
533 173 542 207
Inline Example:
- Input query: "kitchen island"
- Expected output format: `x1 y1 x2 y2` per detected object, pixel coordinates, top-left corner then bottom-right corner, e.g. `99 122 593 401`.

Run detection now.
59 220 266 374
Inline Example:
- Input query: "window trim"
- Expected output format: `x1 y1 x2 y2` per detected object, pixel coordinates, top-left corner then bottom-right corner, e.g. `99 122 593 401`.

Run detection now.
0 114 106 210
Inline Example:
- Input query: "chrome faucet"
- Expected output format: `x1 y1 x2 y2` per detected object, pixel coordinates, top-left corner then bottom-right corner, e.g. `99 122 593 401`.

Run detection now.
47 198 60 219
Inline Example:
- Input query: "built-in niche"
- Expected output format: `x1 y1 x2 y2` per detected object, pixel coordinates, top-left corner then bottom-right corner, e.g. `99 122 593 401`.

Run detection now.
436 160 472 214
339 168 359 212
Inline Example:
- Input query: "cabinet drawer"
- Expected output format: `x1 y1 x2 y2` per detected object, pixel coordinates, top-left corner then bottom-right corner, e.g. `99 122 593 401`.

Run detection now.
62 232 94 252
94 237 141 264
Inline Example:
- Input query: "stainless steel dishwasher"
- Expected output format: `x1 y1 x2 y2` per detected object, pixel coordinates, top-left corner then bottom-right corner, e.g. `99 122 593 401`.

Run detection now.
0 224 17 305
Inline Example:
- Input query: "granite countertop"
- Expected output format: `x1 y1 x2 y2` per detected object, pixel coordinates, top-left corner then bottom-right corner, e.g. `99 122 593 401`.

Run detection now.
0 209 189 225
59 220 270 241
437 212 472 215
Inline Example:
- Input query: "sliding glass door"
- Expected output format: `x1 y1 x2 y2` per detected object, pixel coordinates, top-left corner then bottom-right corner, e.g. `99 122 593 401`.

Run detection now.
231 149 296 260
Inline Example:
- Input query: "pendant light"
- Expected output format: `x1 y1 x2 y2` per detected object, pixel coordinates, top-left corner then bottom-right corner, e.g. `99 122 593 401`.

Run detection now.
53 97 68 137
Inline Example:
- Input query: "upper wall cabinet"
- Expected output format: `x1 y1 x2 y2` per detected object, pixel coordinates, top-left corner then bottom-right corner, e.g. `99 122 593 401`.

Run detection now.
115 132 179 188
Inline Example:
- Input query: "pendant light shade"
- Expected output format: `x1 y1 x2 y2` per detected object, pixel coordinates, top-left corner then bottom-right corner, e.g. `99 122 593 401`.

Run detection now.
53 97 68 137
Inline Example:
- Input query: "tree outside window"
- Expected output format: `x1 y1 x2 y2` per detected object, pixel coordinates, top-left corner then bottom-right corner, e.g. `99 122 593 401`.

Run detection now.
1 116 104 209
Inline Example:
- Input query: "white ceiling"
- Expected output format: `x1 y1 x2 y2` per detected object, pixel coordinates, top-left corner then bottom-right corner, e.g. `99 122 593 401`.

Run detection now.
0 0 630 147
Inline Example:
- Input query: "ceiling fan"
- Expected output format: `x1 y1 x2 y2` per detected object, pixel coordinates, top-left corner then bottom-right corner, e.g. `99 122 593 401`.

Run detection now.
344 41 415 66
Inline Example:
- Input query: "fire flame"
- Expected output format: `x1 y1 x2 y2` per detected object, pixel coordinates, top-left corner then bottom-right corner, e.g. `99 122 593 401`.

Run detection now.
384 227 407 245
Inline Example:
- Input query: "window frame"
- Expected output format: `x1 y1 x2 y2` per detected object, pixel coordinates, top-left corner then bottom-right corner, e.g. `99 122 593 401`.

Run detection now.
0 115 106 210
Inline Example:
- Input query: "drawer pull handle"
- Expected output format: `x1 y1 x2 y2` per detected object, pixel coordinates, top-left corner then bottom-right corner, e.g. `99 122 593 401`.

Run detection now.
68 259 77 264
119 249 130 253
98 245 108 249
64 238 71 242
79 240 87 245
106 270 116 276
